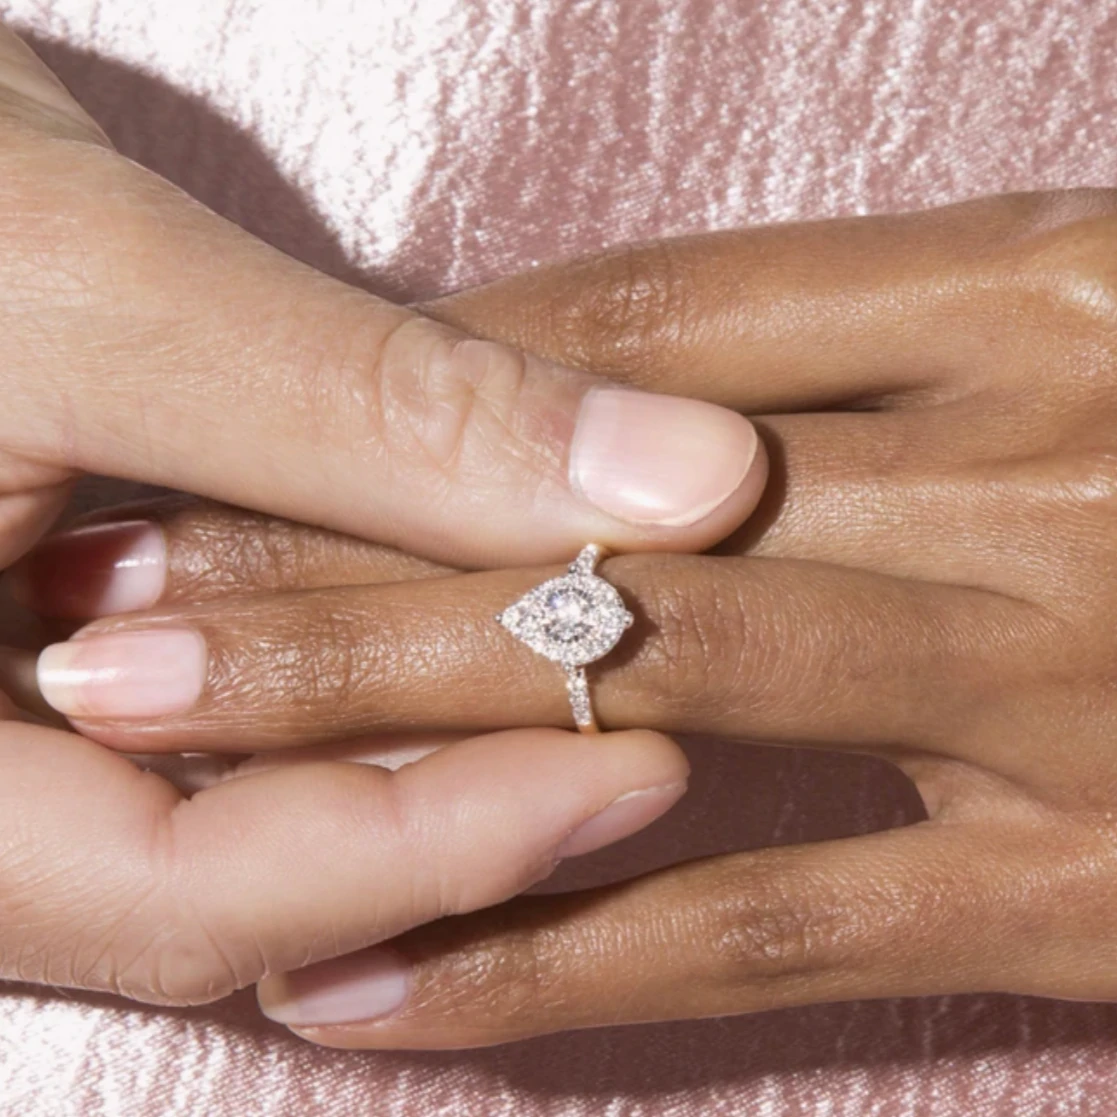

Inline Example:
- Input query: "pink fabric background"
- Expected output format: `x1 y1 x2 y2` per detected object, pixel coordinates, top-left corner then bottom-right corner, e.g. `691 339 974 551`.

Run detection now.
2 1 1117 1113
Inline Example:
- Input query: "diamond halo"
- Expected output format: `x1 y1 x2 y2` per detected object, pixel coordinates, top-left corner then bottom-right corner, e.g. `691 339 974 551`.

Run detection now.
497 544 634 731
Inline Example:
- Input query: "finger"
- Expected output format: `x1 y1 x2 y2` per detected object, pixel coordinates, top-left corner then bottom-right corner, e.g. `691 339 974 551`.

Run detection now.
420 190 1116 411
0 25 765 564
0 644 58 721
5 497 448 619
33 554 1030 757
5 404 1056 622
226 733 464 774
718 408 1061 600
259 814 1102 1048
0 719 687 1004
130 734 464 796
0 27 110 144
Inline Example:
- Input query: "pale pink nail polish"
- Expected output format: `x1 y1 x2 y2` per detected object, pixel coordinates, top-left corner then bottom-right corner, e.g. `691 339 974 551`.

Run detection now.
258 949 411 1027
569 388 758 527
6 520 166 618
555 781 687 859
37 628 207 720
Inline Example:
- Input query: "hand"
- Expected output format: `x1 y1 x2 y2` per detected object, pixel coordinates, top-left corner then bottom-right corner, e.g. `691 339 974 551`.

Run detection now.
0 26 767 1006
21 189 1117 1045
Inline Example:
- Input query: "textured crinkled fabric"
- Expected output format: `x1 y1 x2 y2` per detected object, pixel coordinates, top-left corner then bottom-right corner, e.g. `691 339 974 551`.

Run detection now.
2 1 1117 1114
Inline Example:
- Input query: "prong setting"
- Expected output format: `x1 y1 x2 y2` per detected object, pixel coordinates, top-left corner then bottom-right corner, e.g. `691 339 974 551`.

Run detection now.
497 572 632 666
496 545 633 730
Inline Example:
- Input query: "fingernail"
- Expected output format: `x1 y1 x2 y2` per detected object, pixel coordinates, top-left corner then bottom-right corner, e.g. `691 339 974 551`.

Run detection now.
258 948 411 1027
37 628 207 720
6 521 166 618
555 781 687 859
569 388 758 527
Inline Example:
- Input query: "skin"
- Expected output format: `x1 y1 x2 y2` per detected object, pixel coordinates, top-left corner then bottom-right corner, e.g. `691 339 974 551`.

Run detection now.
18 187 1117 1046
0 26 773 1007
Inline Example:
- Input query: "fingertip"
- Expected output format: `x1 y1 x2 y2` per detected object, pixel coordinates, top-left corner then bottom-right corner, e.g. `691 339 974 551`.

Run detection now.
569 388 763 542
554 778 687 859
37 626 206 721
419 726 689 804
736 420 770 516
593 727 691 787
5 520 166 619
389 727 689 882
257 947 412 1029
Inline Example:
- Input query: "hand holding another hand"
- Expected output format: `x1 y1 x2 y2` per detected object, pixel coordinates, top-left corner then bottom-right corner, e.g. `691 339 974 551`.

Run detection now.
0 26 764 1010
26 189 1117 1046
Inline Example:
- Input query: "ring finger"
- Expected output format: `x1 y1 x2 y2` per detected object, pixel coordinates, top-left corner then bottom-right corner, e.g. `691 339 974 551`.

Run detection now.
27 547 1035 761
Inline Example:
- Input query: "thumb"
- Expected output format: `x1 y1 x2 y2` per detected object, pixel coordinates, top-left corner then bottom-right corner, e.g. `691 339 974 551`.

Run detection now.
0 26 764 566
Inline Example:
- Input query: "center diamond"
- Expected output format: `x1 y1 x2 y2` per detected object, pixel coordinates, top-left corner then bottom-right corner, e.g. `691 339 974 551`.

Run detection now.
544 587 593 643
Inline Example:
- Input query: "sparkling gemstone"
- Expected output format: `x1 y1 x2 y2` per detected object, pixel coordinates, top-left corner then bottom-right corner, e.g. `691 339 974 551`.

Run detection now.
544 587 592 642
498 569 634 667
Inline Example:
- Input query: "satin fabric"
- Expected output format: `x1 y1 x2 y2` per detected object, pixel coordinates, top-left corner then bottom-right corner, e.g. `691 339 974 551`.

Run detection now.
2 2 1117 1114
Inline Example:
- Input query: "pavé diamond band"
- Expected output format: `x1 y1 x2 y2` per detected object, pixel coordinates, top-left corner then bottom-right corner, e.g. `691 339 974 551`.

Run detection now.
496 544 634 733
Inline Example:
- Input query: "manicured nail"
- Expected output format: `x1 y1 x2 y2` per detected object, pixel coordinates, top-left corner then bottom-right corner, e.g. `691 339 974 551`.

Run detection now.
555 781 687 859
37 628 207 720
6 521 166 618
258 948 411 1028
569 388 758 527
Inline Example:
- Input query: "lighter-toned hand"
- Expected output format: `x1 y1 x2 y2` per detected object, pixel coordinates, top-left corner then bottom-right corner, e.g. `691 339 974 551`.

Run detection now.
0 27 767 1007
23 190 1117 1045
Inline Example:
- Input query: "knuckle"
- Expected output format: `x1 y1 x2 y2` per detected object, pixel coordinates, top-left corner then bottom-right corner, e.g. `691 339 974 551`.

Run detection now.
1035 445 1117 520
456 931 553 1019
103 817 257 1006
630 558 883 732
705 857 853 982
704 857 945 985
0 822 142 993
0 871 244 1007
978 440 1117 601
624 557 980 744
996 190 1117 338
706 871 852 982
373 317 552 486
119 809 267 1006
550 241 692 377
0 776 259 1007
112 910 247 1007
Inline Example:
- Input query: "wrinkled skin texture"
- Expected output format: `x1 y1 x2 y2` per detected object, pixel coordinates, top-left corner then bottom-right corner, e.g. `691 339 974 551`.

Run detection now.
27 188 1117 1047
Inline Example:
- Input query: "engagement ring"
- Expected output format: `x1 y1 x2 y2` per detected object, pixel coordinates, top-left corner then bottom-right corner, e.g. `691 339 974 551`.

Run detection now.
496 544 634 733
